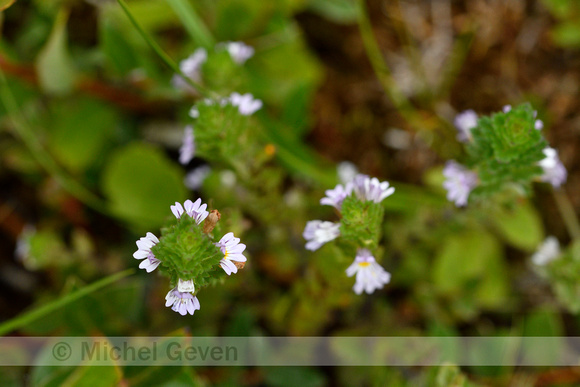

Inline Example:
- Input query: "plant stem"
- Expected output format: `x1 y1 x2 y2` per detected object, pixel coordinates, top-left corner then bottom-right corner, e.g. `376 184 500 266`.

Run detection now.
552 189 580 241
355 0 461 157
166 0 215 48
116 0 211 97
356 0 420 128
0 70 110 215
0 269 135 336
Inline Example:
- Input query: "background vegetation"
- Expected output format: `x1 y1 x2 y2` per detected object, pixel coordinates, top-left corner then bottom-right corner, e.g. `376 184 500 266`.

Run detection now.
1 0 580 385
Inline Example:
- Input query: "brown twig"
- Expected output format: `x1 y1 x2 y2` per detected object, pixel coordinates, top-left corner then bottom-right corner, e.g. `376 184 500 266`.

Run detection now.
0 54 175 115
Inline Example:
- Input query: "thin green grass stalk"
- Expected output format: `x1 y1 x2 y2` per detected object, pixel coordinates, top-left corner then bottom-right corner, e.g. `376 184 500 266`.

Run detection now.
437 32 474 99
0 70 110 215
356 0 420 128
0 269 135 336
166 0 215 48
552 189 580 241
116 0 211 97
356 0 460 157
391 0 430 99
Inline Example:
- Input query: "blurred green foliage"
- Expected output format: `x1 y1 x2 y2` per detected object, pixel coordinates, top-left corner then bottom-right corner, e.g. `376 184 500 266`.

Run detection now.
543 0 580 47
0 0 578 385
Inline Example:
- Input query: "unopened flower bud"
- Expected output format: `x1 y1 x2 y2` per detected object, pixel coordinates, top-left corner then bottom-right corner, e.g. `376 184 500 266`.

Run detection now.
234 261 246 270
203 210 221 233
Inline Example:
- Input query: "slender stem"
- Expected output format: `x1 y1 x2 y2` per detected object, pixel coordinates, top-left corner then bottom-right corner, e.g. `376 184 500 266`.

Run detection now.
116 0 211 97
0 269 135 336
437 32 474 98
166 0 215 48
0 70 110 215
391 0 429 98
356 0 461 157
552 189 580 241
356 0 421 128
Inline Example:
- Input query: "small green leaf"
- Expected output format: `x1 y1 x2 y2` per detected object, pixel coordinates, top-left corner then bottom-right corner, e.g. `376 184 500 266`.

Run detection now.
520 309 564 364
0 270 134 336
166 0 215 48
340 194 384 252
552 22 580 47
247 33 322 114
99 18 141 76
30 339 121 387
491 201 544 251
35 8 77 95
467 103 547 200
433 230 508 309
308 0 358 24
153 215 223 289
101 144 186 230
48 98 118 172
213 0 271 39
541 0 575 19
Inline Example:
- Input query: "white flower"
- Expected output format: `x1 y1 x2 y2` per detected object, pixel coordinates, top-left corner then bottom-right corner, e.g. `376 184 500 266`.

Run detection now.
337 161 358 184
229 92 262 116
352 174 395 204
531 236 561 266
346 249 391 295
172 48 207 93
177 278 195 293
165 288 200 316
170 199 209 224
15 225 35 263
216 232 247 275
303 221 340 251
454 109 478 142
189 105 200 119
442 160 478 207
185 198 209 224
170 201 185 218
189 97 229 119
179 125 195 165
133 232 161 272
320 183 353 210
184 165 211 190
224 41 254 64
539 147 567 188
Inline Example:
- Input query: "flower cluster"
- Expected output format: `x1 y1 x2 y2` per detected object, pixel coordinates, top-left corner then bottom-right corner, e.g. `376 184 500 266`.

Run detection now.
531 236 561 266
172 41 254 94
220 41 254 64
454 109 477 143
172 48 207 94
539 147 567 188
304 173 394 295
318 174 395 211
444 104 567 207
179 125 195 165
442 161 478 207
189 92 262 119
133 198 247 316
346 249 391 295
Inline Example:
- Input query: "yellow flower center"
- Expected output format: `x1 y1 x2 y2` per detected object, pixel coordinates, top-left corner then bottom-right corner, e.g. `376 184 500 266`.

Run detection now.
358 262 370 267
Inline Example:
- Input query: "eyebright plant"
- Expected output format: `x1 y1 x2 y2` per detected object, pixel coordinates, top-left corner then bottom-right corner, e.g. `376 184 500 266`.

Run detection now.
444 103 567 207
133 199 247 316
530 237 580 313
304 174 395 294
